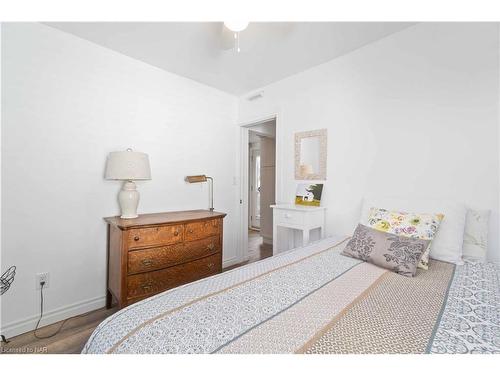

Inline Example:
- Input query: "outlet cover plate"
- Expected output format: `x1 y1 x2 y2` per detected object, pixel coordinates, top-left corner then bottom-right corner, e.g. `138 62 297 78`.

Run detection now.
36 272 49 289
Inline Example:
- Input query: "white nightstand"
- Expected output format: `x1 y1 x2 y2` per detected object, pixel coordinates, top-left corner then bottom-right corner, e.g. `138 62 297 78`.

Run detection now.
271 204 326 255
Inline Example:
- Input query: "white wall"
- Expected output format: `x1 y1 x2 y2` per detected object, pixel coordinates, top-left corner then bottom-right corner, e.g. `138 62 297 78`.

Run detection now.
0 24 3 330
239 23 500 262
1 23 239 337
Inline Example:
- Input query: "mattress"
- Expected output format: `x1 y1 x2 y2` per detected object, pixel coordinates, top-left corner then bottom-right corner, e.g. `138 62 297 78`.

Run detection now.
83 236 499 354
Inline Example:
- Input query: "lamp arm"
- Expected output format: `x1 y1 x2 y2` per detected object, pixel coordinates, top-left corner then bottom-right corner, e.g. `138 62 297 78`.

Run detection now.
206 176 214 211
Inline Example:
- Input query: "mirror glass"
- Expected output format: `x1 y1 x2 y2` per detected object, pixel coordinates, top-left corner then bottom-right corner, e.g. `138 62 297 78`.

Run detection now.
299 137 320 174
295 129 327 180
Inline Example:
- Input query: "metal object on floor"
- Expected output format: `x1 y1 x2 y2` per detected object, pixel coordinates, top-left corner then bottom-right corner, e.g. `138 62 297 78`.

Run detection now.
1 265 16 295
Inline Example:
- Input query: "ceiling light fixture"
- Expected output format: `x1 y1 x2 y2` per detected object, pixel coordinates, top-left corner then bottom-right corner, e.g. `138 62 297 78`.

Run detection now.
223 21 249 53
223 21 249 32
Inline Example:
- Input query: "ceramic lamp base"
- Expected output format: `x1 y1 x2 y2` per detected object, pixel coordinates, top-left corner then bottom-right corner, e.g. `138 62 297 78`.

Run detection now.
118 180 140 219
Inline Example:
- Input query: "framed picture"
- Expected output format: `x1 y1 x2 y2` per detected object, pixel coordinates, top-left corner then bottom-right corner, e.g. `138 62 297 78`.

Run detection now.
295 183 324 207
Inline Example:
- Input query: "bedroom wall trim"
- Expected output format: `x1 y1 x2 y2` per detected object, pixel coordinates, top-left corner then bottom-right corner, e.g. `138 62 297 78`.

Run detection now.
1 295 106 339
222 256 238 268
238 112 283 264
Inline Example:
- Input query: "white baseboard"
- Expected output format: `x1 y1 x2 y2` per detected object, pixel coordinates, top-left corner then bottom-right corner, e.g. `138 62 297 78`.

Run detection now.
1 295 106 339
222 256 240 268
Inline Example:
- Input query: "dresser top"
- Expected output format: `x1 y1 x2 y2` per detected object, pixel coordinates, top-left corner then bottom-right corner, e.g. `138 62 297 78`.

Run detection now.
104 210 227 229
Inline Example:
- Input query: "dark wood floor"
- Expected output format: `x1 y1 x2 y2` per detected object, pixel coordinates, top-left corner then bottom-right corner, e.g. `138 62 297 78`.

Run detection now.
248 229 273 262
224 229 273 271
1 231 272 354
1 306 118 354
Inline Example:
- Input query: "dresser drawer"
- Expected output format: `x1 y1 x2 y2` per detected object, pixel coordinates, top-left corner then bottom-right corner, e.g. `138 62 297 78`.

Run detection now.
185 219 220 241
126 252 222 300
127 236 220 274
127 224 183 249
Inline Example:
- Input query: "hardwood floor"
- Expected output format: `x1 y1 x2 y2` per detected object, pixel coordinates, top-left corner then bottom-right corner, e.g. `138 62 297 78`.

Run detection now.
248 229 273 262
1 307 118 354
224 229 273 271
1 232 272 354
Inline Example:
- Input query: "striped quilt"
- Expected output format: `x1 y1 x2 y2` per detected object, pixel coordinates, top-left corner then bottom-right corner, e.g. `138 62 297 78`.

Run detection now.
83 236 499 354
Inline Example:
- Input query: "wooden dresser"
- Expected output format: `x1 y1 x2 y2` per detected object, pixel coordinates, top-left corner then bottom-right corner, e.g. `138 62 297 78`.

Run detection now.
104 210 226 309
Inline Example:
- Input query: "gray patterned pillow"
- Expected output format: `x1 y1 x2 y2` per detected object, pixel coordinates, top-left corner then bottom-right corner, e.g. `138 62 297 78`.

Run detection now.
342 224 430 277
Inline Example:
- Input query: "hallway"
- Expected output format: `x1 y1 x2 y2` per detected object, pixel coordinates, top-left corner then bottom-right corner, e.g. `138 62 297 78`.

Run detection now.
247 229 273 263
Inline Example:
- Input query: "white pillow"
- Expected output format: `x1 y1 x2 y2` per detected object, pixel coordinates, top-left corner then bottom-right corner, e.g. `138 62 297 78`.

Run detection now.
360 197 467 265
462 209 490 261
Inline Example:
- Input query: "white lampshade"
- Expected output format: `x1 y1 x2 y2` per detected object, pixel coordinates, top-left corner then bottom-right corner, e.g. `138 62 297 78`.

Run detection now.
105 149 151 181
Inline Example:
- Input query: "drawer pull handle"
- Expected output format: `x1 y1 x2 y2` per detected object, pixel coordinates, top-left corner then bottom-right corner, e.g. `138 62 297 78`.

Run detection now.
174 230 179 236
207 263 215 269
285 214 292 218
141 259 154 266
141 281 153 291
188 229 194 234
207 243 215 251
134 236 140 241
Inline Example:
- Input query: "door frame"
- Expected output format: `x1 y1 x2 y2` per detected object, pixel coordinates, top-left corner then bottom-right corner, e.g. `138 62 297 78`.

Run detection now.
238 112 282 263
249 145 261 230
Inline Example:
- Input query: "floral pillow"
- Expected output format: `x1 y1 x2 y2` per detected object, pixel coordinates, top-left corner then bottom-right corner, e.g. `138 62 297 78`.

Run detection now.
342 224 430 277
367 207 444 270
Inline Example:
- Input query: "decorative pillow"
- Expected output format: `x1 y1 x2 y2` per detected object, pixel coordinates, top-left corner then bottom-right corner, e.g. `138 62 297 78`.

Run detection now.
462 209 490 261
366 207 444 270
342 224 430 277
360 197 466 265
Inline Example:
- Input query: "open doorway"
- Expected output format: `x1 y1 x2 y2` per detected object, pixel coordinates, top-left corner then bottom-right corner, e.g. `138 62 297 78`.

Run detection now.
249 144 261 230
244 119 276 264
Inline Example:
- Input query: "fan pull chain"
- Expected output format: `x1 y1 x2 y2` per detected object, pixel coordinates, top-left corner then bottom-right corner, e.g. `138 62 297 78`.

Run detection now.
234 32 241 53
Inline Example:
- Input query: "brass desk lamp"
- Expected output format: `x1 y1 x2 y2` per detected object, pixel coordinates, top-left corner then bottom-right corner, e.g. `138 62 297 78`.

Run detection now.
185 175 214 211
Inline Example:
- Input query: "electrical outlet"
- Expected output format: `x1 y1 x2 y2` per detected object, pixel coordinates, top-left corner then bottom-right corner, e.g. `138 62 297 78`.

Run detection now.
36 272 49 289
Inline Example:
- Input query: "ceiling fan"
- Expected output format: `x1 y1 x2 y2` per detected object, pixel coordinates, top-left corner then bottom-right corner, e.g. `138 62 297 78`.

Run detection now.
222 21 249 52
220 22 294 53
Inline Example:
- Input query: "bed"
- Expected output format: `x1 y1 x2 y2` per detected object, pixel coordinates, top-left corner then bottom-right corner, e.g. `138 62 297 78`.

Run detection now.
82 236 499 354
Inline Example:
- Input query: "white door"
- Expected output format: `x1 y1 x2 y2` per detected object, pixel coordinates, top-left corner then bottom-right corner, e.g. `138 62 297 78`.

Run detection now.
259 137 276 243
249 148 261 229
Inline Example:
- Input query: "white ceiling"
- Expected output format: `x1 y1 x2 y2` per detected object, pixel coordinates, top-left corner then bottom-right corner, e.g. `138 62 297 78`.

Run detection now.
45 22 415 95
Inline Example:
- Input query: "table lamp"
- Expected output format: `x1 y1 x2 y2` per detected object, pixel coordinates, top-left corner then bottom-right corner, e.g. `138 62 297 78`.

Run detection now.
105 148 151 219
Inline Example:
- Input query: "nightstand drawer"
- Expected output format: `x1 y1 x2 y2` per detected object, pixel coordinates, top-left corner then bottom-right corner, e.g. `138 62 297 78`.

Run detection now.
275 209 305 226
127 236 220 274
185 219 220 241
127 224 183 249
126 252 222 300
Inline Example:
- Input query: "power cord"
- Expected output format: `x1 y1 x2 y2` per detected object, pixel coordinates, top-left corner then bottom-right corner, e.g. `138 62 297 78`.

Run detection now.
33 281 93 340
